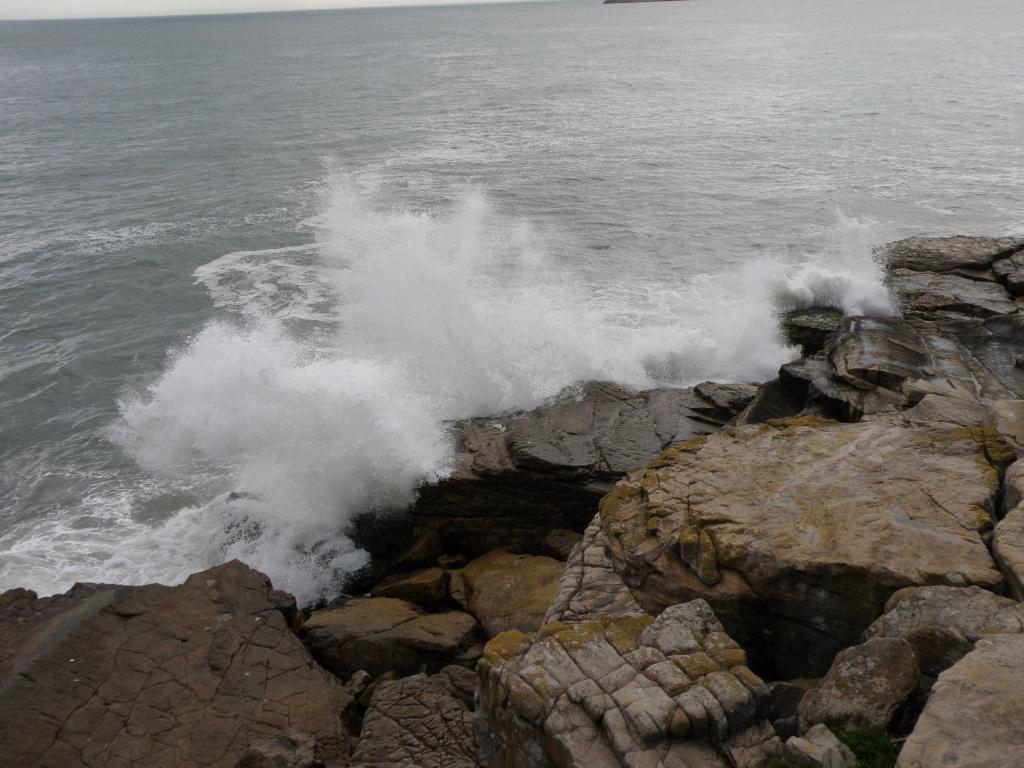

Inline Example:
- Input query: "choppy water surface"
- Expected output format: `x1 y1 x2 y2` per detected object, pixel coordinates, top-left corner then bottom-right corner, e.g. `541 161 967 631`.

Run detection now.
1 0 1022 603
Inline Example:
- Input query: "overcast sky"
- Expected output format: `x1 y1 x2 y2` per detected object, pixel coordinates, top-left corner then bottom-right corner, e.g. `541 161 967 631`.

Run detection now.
0 0 513 21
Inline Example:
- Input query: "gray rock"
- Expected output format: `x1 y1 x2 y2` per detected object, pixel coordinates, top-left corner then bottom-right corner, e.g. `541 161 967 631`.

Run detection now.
782 307 844 356
891 269 1019 318
864 585 1024 676
897 633 1024 768
881 235 1024 274
994 506 1024 601
798 638 920 733
783 724 856 768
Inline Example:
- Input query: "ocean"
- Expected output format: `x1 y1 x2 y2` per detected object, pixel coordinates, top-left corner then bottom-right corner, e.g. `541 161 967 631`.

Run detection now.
1 0 1022 604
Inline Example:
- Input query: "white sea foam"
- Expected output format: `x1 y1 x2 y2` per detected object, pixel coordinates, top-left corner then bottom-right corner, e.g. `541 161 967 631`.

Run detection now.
24 176 895 605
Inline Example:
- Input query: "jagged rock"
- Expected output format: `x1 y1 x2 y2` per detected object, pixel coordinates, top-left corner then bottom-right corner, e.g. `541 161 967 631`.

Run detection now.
783 724 855 768
390 528 443 571
891 269 1019 318
304 597 476 678
734 376 812 425
545 514 642 625
234 731 325 768
798 638 919 733
692 381 759 419
881 235 1024 274
449 550 564 637
990 399 1024 451
994 506 1024 601
476 600 781 768
542 528 585 561
1002 459 1024 514
372 567 450 605
350 671 483 768
0 561 353 768
897 633 1024 768
992 250 1024 295
782 307 844 356
601 417 1006 677
864 585 1024 676
405 382 752 559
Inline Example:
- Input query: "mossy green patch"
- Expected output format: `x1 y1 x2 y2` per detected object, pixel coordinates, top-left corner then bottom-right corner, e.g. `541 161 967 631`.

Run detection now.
835 726 899 768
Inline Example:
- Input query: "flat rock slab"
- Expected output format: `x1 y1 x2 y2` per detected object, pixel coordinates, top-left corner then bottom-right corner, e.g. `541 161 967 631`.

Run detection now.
350 671 483 768
601 418 1007 677
304 597 477 678
477 600 779 768
449 550 564 637
897 633 1024 768
0 561 352 768
891 269 1019 318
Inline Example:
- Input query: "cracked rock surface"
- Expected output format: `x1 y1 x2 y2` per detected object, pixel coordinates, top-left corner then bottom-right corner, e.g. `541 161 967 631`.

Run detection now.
349 668 483 768
601 417 1007 677
477 600 780 768
0 561 352 768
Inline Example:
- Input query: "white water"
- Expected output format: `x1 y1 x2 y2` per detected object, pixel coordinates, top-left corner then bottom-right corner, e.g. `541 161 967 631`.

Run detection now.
85 175 890 604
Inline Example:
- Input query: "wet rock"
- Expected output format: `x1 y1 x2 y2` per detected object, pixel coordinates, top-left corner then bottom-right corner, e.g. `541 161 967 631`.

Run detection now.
407 381 752 559
897 633 1024 768
783 724 855 768
601 418 1005 677
545 513 642 625
992 250 1024 295
692 381 759 420
477 600 781 768
304 597 477 678
234 731 325 768
881 235 1024 274
0 561 353 768
863 585 1024 676
782 307 844 356
448 549 563 637
389 528 443 572
371 567 450 605
350 671 483 768
891 269 1019 318
798 638 920 733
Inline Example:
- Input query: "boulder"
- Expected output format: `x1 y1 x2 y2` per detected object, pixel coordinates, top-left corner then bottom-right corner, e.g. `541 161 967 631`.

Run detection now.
782 724 855 768
371 567 450 605
477 600 781 768
993 506 1024 601
349 671 483 768
864 585 1024 676
797 638 919 733
401 381 754 559
897 633 1024 768
0 561 353 768
881 235 1024 274
234 731 325 768
449 550 564 637
782 307 844 356
304 597 476 678
545 513 643 625
601 417 1006 677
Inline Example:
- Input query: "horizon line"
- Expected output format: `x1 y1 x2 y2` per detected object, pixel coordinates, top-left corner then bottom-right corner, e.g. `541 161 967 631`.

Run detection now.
0 0 564 23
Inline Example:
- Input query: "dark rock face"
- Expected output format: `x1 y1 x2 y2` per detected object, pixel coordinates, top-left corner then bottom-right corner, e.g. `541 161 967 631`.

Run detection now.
781 307 844 356
233 731 325 768
349 669 483 768
0 561 353 768
397 381 755 559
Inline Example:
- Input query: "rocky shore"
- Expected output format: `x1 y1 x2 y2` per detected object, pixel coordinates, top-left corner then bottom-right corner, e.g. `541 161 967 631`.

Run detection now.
3 235 1024 768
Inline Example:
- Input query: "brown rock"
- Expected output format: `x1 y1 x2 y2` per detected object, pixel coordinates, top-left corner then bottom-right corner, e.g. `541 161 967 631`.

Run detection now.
897 633 1024 768
993 506 1024 601
0 561 352 768
304 597 476 678
371 567 450 605
448 549 563 637
798 638 920 733
601 418 1005 677
350 672 483 768
783 724 856 768
541 528 584 561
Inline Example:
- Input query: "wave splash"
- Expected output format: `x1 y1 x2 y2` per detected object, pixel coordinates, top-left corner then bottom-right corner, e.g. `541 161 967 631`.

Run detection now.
96 177 894 604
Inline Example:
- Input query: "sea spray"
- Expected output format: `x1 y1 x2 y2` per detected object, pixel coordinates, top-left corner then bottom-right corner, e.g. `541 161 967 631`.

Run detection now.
39 177 895 605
